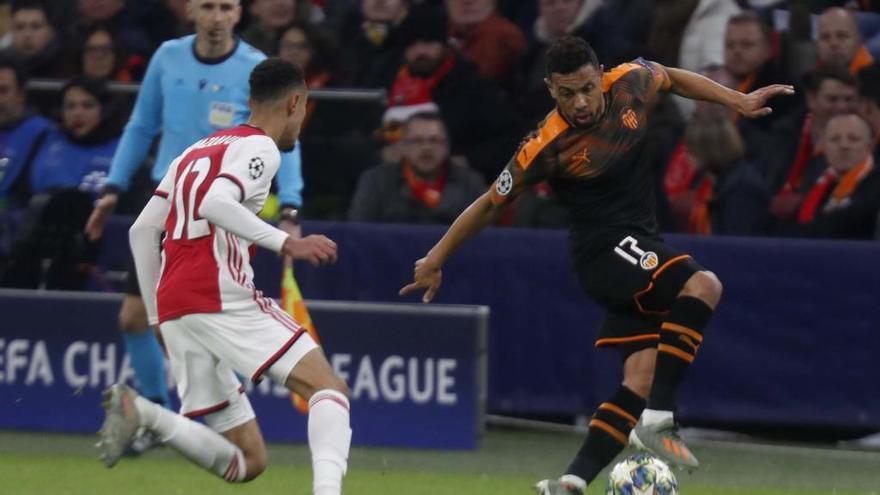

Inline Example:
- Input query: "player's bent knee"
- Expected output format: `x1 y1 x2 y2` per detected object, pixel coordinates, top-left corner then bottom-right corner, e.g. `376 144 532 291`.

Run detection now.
681 271 723 307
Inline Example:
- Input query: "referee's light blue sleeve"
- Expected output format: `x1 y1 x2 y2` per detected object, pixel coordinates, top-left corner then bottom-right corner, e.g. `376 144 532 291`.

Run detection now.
275 140 303 208
105 47 165 191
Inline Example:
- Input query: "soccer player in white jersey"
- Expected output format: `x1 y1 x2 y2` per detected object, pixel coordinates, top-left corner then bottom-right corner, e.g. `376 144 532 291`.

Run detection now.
85 0 306 433
97 58 351 495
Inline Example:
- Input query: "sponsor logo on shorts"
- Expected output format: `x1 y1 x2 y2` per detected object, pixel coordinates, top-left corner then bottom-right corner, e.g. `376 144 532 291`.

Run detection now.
639 251 659 270
495 169 513 196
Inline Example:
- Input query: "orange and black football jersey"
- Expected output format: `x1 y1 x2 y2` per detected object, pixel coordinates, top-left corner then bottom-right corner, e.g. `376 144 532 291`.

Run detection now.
490 58 671 259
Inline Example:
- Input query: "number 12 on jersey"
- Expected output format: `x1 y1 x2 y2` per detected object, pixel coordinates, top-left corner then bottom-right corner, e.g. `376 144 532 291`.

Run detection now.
172 157 212 240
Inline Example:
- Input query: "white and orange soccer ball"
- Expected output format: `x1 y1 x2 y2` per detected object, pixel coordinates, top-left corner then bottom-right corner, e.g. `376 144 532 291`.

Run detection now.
606 454 678 495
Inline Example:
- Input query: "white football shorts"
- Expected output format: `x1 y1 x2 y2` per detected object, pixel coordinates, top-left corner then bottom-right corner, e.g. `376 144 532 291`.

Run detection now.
159 300 317 430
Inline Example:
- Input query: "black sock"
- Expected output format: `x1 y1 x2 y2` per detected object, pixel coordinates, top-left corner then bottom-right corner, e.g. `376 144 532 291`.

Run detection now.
648 296 713 411
565 385 646 484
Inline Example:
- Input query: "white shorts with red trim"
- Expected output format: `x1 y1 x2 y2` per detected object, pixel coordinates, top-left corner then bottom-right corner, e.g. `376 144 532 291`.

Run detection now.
160 302 317 420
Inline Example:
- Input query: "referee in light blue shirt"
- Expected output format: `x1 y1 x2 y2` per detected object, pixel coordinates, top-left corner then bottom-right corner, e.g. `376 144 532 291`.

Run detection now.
84 0 303 440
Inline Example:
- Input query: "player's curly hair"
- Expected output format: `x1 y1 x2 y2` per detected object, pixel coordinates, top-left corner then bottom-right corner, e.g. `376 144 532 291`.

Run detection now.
545 35 599 76
249 57 305 103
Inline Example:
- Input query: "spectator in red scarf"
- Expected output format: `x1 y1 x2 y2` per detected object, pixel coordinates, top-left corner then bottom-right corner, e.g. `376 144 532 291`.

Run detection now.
794 113 880 238
817 7 874 76
681 110 770 236
446 0 526 86
349 111 485 224
767 66 857 220
725 12 797 125
662 64 736 231
385 6 522 181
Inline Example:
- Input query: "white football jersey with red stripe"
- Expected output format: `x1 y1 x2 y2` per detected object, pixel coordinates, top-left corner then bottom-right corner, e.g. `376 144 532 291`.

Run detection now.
154 124 281 323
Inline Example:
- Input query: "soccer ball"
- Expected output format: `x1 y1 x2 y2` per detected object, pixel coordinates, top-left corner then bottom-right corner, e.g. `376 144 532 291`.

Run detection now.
605 453 678 495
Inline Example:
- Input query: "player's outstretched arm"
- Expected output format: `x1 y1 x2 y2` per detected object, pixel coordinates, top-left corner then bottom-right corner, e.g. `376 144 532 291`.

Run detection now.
399 192 505 303
129 196 170 325
662 64 794 118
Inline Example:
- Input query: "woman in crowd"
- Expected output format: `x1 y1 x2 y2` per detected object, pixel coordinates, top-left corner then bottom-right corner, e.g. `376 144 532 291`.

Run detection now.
29 77 122 197
73 24 145 82
277 20 340 129
0 78 122 290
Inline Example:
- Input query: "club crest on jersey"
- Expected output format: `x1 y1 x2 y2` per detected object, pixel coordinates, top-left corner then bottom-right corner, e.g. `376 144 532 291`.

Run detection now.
496 170 513 196
248 157 265 180
621 108 639 129
639 251 659 270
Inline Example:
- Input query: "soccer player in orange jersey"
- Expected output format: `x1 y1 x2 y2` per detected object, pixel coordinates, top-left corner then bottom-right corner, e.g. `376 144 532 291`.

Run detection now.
400 36 793 494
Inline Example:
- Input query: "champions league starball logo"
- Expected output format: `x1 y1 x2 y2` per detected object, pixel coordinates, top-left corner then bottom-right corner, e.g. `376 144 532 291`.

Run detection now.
496 170 513 196
248 157 265 180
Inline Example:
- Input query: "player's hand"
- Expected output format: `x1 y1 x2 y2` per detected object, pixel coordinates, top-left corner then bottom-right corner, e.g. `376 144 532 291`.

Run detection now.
737 84 795 118
85 193 119 242
399 257 443 303
281 234 337 266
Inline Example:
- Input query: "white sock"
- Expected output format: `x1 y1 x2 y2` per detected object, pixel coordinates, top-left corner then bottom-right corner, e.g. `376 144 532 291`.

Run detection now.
308 390 352 495
640 408 674 427
134 396 246 482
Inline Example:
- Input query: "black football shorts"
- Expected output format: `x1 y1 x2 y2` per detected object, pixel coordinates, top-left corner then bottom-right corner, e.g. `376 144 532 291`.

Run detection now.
573 232 704 359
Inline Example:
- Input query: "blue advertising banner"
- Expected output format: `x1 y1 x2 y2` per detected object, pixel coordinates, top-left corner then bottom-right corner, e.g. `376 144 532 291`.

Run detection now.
0 290 488 449
16 218 880 429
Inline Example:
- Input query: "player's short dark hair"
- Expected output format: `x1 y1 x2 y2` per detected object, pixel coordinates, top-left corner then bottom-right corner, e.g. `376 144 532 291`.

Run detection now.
804 65 855 93
248 57 305 103
546 35 600 76
0 54 26 89
857 63 880 108
727 11 773 41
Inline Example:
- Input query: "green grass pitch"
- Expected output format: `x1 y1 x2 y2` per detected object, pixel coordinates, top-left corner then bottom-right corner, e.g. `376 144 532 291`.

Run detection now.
1 429 878 494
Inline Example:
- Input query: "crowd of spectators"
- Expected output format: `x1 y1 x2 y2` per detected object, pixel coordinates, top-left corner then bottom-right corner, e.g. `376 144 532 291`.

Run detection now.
1 0 879 288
